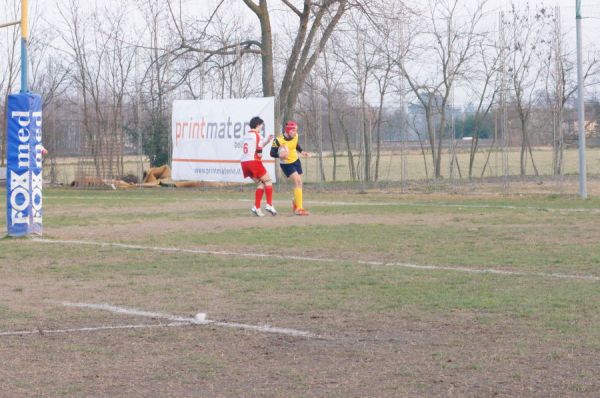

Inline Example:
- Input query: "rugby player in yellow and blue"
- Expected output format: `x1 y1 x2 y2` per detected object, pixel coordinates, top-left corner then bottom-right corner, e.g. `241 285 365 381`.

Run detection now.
270 121 311 216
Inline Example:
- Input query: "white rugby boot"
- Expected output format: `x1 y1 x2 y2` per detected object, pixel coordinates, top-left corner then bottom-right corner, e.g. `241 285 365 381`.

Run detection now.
251 206 265 217
264 204 277 216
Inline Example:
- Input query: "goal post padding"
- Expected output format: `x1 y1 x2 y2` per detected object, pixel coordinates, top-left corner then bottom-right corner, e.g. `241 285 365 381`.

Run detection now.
6 92 43 237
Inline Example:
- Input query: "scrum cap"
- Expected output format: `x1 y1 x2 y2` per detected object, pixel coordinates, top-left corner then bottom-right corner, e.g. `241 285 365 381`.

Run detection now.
284 121 298 133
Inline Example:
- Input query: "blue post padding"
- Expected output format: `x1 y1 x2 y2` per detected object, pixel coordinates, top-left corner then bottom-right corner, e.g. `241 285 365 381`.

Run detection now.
6 93 43 237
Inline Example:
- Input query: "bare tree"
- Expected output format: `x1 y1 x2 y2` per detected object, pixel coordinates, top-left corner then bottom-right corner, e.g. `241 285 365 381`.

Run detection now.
407 111 430 179
544 6 599 175
28 10 70 182
321 45 358 180
321 49 341 180
101 7 137 176
466 40 500 179
166 0 349 124
172 3 261 99
400 0 486 178
135 0 174 166
330 10 380 181
365 2 406 181
59 0 135 177
504 3 554 176
267 0 349 123
335 103 358 181
59 0 100 175
29 40 70 108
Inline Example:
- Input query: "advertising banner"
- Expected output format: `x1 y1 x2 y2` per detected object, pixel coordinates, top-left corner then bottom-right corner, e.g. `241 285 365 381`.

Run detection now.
171 97 276 183
6 93 43 237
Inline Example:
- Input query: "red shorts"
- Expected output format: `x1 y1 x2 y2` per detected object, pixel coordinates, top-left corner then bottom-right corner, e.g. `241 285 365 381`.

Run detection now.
241 160 267 179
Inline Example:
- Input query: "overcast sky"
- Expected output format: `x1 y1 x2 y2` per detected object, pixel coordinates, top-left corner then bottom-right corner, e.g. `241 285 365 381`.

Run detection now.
16 0 599 107
35 0 598 52
404 0 600 47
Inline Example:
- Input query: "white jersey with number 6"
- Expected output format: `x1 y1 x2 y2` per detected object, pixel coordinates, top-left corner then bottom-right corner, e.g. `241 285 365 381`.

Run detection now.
240 129 267 162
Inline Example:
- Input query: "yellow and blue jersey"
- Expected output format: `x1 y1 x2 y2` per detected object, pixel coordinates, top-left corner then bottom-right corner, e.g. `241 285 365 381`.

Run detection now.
271 134 301 164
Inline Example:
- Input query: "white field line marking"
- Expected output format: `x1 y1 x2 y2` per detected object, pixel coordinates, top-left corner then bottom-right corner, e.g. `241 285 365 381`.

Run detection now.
33 238 600 282
61 302 208 324
60 302 318 338
239 198 600 213
0 323 174 337
355 260 600 281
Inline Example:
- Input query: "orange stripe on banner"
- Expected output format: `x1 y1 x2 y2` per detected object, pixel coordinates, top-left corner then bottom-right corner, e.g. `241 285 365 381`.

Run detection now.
173 158 275 164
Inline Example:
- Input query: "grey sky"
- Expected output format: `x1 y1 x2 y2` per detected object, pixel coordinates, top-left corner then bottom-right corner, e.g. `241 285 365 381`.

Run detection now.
7 0 597 107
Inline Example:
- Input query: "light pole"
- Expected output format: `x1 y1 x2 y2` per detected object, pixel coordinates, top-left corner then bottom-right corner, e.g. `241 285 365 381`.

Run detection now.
576 0 587 198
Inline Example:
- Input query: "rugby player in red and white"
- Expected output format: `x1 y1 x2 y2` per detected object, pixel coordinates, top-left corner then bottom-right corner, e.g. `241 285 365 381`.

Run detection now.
240 116 277 216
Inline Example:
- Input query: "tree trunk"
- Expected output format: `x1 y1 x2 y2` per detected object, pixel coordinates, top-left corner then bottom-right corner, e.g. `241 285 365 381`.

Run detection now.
243 0 275 98
435 111 445 179
374 92 385 182
337 113 356 181
425 108 436 177
519 117 527 176
326 94 337 181
362 102 370 182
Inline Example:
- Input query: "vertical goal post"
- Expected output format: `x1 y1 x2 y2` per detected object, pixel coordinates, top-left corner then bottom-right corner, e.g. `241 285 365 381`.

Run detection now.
4 0 45 237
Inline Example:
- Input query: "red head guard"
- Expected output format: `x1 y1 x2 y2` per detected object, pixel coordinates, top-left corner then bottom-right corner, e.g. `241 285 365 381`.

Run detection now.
284 121 298 133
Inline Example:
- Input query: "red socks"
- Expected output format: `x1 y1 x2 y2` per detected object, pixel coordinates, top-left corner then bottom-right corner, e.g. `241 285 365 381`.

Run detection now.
255 186 273 208
255 188 264 208
265 185 273 206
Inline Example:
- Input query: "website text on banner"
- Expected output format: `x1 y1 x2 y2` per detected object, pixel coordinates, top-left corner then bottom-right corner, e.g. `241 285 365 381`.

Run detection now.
171 97 276 183
6 93 43 237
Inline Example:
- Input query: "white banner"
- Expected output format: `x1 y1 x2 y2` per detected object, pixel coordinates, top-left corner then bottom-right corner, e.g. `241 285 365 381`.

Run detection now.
171 97 276 182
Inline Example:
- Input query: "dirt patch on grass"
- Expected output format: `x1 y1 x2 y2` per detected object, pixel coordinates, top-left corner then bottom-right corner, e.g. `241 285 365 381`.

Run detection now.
2 242 599 397
44 211 456 241
3 186 599 396
1 304 598 397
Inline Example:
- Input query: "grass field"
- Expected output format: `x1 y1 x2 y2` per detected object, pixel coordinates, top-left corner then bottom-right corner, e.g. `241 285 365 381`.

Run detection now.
301 146 600 182
1 185 600 397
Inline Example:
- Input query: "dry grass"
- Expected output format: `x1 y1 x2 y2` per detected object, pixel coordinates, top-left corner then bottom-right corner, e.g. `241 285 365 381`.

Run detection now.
1 187 599 397
301 146 600 182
